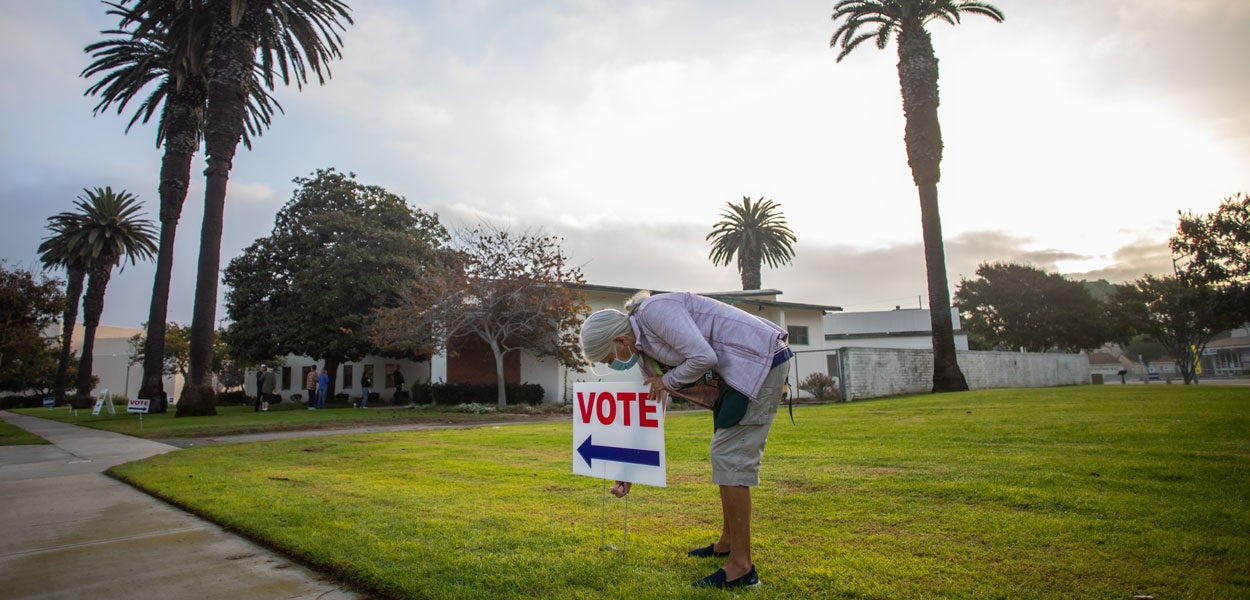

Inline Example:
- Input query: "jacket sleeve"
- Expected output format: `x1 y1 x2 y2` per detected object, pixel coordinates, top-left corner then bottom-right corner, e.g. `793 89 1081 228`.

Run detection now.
639 298 717 390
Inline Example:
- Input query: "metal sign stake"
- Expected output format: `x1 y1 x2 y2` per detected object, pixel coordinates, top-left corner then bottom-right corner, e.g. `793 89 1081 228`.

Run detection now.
599 465 628 555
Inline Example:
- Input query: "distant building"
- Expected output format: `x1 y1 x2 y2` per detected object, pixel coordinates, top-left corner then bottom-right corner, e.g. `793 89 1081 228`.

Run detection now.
823 307 969 351
53 324 181 401
1200 326 1250 377
256 284 842 404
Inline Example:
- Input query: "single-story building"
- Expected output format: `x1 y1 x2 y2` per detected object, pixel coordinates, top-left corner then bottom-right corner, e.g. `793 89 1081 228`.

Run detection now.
253 284 842 404
1200 327 1250 377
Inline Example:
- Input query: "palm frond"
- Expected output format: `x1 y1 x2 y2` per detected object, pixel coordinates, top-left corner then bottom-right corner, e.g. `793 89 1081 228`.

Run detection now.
706 197 796 271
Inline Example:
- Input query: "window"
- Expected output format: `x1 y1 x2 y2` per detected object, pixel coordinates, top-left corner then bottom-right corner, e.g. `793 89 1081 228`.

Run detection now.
385 364 399 387
281 367 292 390
787 325 809 346
362 364 374 387
343 365 354 389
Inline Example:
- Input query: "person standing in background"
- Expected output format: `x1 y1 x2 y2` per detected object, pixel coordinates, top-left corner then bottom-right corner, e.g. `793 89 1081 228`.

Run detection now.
360 369 372 408
392 368 406 404
259 366 277 412
316 369 329 409
305 366 318 410
253 365 268 412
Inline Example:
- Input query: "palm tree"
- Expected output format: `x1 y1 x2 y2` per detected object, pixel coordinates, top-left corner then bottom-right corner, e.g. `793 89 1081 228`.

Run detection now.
125 0 352 416
707 196 797 290
830 0 1004 392
37 220 89 403
41 188 157 406
82 0 280 412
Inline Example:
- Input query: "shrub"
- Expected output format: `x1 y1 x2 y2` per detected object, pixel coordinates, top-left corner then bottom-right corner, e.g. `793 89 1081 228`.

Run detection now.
424 383 544 406
799 372 841 402
215 391 251 406
1 394 52 409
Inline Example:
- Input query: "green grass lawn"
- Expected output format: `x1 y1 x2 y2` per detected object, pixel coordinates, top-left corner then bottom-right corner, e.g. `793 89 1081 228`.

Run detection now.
0 418 50 445
109 386 1250 599
14 402 561 439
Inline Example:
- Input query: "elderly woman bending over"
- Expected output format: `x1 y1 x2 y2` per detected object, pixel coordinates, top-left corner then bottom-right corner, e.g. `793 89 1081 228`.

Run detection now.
579 291 792 589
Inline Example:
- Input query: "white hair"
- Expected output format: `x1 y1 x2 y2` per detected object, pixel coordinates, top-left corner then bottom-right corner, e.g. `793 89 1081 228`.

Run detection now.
623 290 651 314
579 291 652 363
580 309 629 364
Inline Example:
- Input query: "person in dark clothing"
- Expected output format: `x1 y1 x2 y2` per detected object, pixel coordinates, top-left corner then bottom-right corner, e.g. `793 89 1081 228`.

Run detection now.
253 365 268 412
393 368 406 403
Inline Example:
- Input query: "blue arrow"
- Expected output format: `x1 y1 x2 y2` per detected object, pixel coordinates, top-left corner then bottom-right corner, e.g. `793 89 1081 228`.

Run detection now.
577 435 660 468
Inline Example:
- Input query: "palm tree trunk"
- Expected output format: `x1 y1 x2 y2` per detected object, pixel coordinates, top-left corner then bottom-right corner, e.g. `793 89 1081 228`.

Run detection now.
140 86 204 413
918 181 968 392
897 25 967 393
181 2 265 416
75 266 113 407
739 248 762 290
54 267 85 403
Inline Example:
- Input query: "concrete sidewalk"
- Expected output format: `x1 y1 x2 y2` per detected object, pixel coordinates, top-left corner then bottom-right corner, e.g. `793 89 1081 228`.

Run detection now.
0 411 362 600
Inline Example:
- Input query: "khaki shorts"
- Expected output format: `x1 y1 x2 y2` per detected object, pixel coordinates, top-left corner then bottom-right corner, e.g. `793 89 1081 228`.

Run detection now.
709 359 789 486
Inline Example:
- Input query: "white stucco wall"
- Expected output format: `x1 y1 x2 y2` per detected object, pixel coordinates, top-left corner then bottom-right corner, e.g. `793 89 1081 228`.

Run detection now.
834 347 1091 401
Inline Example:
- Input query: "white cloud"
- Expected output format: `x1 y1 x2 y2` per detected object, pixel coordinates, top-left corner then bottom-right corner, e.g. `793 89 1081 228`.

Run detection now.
226 181 280 206
0 0 1245 329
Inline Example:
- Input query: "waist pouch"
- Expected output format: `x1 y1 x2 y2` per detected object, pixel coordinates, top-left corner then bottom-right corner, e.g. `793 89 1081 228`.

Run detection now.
712 380 750 430
711 344 795 430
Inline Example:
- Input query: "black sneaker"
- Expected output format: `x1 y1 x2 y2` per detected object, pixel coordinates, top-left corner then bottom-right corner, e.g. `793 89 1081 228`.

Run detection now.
687 543 731 558
692 565 760 589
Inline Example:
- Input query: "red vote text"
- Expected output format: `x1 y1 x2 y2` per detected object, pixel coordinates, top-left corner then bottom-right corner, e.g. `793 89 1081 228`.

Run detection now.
576 391 659 428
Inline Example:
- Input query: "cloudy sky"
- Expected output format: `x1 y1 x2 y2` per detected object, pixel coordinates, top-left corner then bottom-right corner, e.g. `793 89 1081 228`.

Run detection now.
2 0 1247 329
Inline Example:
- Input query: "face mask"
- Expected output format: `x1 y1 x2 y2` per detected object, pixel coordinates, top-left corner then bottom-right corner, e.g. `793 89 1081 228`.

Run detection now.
609 343 639 371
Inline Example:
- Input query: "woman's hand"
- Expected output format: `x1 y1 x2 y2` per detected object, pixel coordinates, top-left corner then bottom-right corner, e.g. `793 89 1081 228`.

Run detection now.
642 374 668 401
610 480 632 497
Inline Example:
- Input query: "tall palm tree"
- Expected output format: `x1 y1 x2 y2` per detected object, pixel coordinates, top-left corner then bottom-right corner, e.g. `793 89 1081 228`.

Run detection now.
707 196 797 290
118 0 352 416
82 0 280 412
37 221 89 403
830 0 1004 393
42 188 157 406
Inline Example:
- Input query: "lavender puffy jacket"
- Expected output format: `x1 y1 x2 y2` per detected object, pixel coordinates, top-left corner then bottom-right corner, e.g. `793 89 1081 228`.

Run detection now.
631 293 785 401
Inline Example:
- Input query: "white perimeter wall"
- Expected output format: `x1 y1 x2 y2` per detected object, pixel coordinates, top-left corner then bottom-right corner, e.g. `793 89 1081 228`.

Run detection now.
835 347 1091 401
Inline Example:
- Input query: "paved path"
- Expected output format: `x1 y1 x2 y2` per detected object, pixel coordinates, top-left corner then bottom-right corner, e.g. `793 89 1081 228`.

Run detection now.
0 411 363 600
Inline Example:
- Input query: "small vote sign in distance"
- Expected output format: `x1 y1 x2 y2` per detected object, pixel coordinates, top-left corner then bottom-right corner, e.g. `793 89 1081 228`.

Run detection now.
572 382 666 488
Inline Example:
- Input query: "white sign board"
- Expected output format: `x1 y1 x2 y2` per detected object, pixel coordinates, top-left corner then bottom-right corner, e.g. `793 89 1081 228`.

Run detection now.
43 397 55 410
127 398 151 414
92 398 105 415
572 382 666 488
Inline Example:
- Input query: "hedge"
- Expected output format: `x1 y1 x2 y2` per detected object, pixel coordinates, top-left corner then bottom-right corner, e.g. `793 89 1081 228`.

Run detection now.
408 382 544 406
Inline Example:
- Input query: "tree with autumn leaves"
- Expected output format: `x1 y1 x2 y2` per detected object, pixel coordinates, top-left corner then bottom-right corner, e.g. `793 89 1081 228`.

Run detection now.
372 226 590 406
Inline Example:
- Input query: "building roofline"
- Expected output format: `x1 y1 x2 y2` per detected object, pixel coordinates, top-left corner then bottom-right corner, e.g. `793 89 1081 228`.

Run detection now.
570 283 842 313
826 329 965 341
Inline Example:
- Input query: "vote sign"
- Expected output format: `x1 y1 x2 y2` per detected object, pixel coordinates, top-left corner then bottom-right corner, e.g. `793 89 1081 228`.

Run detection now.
127 398 151 414
572 382 666 488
